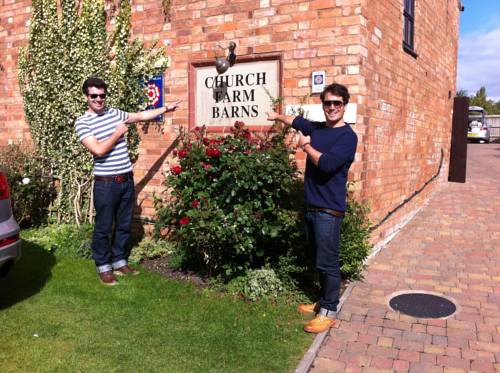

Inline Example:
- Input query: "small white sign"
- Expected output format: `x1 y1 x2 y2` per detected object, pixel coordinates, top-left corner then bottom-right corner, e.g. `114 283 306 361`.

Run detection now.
311 71 326 94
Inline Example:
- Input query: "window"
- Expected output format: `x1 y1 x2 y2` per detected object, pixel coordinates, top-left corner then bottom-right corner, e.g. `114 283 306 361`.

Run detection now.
403 0 418 57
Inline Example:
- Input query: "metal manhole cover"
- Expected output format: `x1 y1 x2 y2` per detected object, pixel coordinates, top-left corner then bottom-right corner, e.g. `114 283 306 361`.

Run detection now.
388 292 457 318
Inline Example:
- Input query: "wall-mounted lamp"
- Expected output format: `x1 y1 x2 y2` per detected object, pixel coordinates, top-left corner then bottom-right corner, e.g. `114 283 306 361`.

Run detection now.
215 41 237 74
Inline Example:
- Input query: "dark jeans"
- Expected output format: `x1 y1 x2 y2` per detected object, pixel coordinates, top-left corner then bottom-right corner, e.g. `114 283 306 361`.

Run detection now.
92 178 135 273
305 210 343 313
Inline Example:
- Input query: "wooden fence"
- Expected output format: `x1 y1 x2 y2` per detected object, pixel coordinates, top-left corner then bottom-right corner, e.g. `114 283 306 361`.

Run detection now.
487 115 500 139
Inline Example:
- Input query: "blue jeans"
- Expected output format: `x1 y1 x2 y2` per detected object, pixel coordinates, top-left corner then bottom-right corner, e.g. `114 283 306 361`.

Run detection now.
305 211 343 314
92 178 135 273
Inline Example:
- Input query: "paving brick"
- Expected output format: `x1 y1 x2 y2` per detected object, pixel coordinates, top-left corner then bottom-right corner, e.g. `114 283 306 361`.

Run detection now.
409 362 443 373
377 337 393 348
424 344 445 354
311 357 346 373
366 345 399 359
338 351 371 368
427 325 447 336
398 350 420 362
393 359 410 371
436 356 470 370
370 356 394 370
470 360 495 372
347 341 369 354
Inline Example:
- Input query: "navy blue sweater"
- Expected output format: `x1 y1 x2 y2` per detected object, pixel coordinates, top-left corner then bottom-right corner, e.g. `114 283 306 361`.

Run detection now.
292 116 358 212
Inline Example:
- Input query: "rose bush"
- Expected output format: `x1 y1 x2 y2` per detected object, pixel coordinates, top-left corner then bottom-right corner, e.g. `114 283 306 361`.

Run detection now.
0 144 55 227
154 122 304 280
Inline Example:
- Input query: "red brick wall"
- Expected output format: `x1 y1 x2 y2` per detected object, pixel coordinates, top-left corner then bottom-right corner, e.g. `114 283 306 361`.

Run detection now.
0 0 460 242
132 0 371 221
0 0 32 146
357 0 460 239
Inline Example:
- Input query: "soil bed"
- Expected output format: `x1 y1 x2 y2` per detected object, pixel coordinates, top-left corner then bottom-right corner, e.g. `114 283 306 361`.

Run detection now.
141 257 207 286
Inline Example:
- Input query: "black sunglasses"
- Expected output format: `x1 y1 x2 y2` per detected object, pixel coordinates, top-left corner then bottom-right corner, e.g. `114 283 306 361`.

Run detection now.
88 93 107 99
322 100 344 108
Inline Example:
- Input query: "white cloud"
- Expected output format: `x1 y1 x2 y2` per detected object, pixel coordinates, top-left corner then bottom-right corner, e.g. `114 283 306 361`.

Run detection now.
457 27 500 101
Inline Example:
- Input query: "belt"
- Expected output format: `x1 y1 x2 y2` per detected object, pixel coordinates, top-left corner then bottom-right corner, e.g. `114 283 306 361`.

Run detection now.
94 172 133 183
307 206 345 217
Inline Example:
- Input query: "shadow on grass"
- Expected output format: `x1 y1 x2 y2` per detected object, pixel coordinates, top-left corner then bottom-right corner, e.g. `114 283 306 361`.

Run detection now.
0 239 55 310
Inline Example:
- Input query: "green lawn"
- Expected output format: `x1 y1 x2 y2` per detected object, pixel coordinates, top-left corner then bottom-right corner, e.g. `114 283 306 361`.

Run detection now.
0 239 312 373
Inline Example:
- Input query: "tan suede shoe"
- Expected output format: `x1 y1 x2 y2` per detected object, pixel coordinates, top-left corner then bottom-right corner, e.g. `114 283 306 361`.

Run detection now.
99 271 119 286
113 265 139 276
297 303 318 316
303 315 336 333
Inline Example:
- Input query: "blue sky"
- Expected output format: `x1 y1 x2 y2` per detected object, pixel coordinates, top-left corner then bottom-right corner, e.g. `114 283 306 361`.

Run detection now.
457 0 500 100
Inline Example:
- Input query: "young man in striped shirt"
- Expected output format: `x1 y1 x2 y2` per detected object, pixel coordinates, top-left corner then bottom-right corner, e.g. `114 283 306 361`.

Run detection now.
76 77 179 286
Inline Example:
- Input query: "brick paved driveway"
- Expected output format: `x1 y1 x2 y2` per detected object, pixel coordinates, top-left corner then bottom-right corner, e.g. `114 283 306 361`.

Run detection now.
310 143 500 373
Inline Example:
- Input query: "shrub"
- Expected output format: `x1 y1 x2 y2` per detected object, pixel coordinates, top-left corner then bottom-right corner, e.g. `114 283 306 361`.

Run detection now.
128 238 175 264
0 144 55 227
228 267 284 302
154 122 301 279
23 224 93 258
340 199 372 280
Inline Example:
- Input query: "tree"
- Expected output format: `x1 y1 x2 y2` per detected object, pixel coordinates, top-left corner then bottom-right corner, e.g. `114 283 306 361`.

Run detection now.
469 86 499 114
19 0 169 224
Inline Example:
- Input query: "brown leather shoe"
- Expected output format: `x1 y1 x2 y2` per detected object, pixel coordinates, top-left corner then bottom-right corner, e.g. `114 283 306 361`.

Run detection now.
303 315 336 333
298 303 319 316
113 265 139 276
99 271 119 286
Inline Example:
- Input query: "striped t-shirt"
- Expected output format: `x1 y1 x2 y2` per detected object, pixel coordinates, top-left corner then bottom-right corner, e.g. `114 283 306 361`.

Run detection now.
75 108 133 176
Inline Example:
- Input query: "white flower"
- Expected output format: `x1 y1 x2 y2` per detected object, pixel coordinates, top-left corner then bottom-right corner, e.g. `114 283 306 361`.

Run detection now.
22 177 30 185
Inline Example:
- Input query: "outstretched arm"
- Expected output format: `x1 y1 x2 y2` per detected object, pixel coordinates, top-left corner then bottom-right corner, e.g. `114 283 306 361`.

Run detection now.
126 100 181 124
265 111 296 126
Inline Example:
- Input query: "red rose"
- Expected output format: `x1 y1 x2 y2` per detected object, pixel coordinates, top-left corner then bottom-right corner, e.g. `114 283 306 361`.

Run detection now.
191 200 200 208
201 162 212 171
178 149 188 158
172 149 178 156
179 216 190 225
206 147 221 157
234 121 245 129
170 165 182 175
242 131 251 140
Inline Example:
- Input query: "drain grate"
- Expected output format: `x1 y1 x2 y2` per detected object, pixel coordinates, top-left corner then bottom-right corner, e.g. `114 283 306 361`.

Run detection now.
389 292 457 318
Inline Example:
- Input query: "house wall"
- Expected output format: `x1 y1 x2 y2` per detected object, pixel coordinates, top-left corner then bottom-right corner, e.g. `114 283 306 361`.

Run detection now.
0 0 461 241
358 0 460 240
0 0 32 146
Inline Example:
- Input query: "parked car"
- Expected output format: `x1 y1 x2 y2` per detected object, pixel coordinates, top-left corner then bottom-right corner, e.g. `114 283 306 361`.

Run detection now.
0 171 21 277
468 106 490 143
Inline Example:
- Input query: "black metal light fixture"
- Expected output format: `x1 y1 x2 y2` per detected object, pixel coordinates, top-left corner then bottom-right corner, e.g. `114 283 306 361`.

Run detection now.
215 41 237 74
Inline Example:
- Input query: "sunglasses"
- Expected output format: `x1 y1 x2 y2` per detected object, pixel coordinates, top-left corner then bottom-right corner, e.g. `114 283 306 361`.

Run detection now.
88 93 107 99
322 100 344 108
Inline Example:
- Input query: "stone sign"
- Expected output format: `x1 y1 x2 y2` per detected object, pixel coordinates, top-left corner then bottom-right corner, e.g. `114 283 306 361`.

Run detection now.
193 58 280 127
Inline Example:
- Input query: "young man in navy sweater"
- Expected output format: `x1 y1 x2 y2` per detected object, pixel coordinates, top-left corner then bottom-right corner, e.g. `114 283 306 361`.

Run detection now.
267 83 358 333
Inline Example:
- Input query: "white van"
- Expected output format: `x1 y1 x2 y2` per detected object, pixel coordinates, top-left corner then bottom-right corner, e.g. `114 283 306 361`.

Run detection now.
468 106 490 143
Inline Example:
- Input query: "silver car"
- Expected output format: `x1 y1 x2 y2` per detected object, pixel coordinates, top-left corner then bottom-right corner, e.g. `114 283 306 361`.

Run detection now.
468 106 490 143
0 171 21 277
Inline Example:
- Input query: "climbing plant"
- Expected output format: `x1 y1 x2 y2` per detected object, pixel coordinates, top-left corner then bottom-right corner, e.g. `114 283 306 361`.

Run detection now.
18 0 169 224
